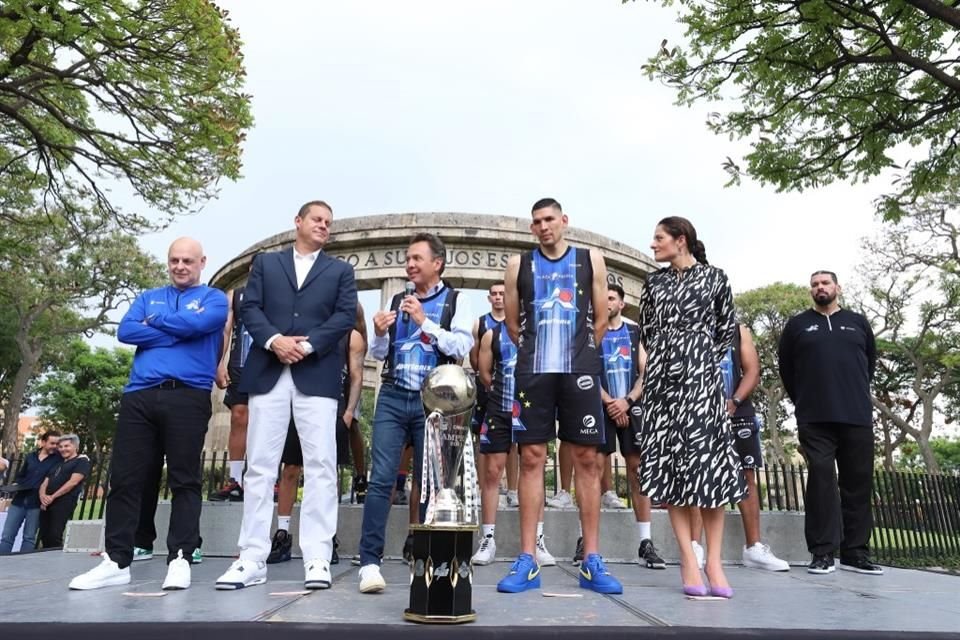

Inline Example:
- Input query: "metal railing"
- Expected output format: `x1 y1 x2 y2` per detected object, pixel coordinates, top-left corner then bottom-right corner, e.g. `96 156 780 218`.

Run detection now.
4 450 957 568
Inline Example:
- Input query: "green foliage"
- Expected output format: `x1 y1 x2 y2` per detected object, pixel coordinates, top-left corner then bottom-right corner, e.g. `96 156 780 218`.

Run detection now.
857 204 960 472
0 210 164 455
35 340 133 453
634 0 960 219
897 437 960 473
735 282 811 463
0 0 253 229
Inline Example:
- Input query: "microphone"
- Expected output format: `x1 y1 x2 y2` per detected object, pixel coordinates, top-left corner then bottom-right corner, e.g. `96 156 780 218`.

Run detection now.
402 281 415 322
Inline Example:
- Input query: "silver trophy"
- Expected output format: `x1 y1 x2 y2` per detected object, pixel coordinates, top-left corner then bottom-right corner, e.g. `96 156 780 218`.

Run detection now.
420 364 478 527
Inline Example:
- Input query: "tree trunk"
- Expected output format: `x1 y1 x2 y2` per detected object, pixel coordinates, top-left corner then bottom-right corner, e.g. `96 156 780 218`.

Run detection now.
762 386 787 464
1 353 39 456
881 417 896 471
917 394 942 473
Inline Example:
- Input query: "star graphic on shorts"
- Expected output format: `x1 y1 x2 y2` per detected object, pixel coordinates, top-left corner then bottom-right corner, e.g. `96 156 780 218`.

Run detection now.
518 391 525 399
524 401 531 408
578 288 584 295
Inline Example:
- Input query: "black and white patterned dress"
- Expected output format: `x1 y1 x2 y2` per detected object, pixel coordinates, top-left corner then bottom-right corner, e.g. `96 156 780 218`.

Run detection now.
635 263 745 508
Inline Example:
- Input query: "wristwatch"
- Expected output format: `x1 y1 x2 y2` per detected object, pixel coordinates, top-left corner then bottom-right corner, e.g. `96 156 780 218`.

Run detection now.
731 396 743 407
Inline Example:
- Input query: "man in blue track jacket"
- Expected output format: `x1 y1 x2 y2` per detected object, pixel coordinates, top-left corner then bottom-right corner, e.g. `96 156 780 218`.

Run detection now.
70 237 227 591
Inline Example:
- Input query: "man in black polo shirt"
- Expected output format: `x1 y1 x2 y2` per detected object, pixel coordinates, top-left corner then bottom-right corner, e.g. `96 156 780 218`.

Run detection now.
39 434 91 548
778 270 880 576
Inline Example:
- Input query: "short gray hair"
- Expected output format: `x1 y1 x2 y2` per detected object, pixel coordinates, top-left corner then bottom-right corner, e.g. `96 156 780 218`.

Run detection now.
60 434 80 448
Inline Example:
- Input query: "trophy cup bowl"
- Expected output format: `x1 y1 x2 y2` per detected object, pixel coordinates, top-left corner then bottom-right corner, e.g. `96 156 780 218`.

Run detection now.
421 364 477 415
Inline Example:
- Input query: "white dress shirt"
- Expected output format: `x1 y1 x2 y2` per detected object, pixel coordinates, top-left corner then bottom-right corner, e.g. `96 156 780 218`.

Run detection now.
265 247 323 354
370 281 474 361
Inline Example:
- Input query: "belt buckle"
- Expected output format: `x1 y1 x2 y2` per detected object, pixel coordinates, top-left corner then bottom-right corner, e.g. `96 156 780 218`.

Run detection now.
160 379 178 390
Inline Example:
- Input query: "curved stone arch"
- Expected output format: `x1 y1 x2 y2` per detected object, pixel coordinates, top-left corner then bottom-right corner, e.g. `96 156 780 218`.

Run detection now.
210 213 658 313
204 213 657 451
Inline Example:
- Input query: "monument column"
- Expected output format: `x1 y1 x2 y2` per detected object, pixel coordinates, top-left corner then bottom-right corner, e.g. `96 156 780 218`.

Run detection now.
373 277 406 401
380 277 405 311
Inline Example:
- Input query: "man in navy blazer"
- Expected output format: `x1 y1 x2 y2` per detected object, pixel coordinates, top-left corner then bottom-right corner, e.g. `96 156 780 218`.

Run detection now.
217 200 357 591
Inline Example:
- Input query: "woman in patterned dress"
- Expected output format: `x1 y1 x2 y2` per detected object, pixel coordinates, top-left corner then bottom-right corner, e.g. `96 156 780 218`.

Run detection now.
635 216 745 597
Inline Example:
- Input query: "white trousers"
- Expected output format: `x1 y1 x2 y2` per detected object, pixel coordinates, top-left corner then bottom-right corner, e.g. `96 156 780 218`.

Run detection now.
238 367 339 563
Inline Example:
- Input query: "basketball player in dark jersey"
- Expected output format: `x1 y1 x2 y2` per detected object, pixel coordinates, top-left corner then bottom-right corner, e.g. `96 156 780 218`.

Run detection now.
498 198 622 595
470 282 520 509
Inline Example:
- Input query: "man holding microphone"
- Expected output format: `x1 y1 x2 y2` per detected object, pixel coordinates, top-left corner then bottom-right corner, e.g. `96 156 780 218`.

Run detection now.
357 233 473 594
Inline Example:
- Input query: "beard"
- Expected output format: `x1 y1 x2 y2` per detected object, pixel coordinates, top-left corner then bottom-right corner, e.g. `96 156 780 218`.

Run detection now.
813 291 837 306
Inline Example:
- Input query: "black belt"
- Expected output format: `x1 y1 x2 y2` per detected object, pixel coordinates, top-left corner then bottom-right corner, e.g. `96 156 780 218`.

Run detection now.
156 379 191 390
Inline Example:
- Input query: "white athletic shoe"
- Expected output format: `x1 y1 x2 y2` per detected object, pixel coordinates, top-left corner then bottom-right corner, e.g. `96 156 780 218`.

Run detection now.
161 550 191 590
215 559 267 590
743 542 790 572
359 564 386 594
545 490 574 509
472 535 496 565
600 490 628 509
304 557 332 589
506 490 520 507
69 553 131 590
691 540 705 569
536 535 557 567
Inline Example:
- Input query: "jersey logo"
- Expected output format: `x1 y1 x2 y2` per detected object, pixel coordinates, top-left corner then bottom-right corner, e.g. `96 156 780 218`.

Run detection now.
398 329 433 352
511 400 527 432
607 345 631 364
541 287 576 311
804 324 819 332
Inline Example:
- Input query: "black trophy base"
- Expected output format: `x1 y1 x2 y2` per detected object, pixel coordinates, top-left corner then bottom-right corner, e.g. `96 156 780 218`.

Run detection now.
404 523 477 624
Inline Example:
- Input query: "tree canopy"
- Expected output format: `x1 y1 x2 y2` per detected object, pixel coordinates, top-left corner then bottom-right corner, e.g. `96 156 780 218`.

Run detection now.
636 0 960 219
735 282 811 464
0 211 163 454
0 0 253 229
858 203 960 472
35 340 132 454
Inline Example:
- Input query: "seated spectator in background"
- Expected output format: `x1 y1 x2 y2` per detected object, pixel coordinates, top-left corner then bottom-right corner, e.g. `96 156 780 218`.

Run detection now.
0 431 62 554
39 434 91 549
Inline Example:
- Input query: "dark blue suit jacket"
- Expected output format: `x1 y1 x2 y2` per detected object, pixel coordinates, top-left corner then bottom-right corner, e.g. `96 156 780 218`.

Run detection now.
239 249 357 398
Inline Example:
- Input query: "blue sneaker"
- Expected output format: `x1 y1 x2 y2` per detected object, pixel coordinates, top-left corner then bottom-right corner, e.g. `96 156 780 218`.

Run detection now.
497 553 541 593
579 554 623 594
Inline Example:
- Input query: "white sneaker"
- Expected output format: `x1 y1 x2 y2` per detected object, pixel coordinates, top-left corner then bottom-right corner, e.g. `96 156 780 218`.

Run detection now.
471 535 496 565
506 490 519 507
601 490 627 509
545 490 574 509
536 535 556 567
215 559 267 590
69 553 131 590
304 557 332 589
359 564 386 594
161 550 191 590
691 540 705 569
743 542 790 572
132 547 153 562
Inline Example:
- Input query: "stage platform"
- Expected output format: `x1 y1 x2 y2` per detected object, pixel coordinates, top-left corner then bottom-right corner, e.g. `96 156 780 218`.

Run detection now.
1 551 957 639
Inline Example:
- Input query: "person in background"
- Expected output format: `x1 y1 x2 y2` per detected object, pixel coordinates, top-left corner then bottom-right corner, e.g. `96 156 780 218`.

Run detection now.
0 431 61 554
688 324 789 572
38 434 91 548
778 270 880 576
